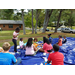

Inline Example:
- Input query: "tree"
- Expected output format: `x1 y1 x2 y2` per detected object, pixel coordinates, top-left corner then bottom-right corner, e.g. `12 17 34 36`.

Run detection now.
13 9 22 20
32 9 34 34
21 9 26 35
55 9 63 33
0 9 13 20
68 9 75 28
24 10 36 29
37 9 45 31
42 9 53 33
35 9 41 34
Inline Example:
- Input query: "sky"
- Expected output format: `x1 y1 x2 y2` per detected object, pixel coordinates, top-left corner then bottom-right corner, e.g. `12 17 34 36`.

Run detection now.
14 9 28 14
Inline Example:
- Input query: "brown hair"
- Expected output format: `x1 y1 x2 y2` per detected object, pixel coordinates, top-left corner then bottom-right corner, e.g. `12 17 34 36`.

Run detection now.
2 42 10 51
34 38 38 42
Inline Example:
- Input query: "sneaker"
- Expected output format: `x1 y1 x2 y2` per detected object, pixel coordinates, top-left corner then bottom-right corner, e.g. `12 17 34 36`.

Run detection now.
16 52 21 54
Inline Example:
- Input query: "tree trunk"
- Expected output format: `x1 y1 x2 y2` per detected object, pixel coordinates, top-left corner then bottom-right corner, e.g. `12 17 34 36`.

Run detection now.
35 9 39 34
43 9 49 33
55 9 63 33
35 21 38 34
42 9 53 33
45 9 53 30
22 9 26 35
32 9 34 34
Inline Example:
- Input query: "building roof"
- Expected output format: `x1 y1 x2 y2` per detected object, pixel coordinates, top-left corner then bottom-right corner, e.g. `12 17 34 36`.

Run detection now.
0 20 23 24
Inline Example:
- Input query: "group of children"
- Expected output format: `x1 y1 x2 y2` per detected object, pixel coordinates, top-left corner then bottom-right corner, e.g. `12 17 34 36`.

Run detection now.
0 27 67 65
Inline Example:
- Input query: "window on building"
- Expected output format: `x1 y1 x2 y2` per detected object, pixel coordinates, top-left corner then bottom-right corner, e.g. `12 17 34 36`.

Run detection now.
19 25 21 28
9 25 13 28
3 25 5 27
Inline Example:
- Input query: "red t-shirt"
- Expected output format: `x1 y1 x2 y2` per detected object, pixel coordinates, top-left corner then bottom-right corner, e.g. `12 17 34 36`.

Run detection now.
43 43 53 53
48 52 64 65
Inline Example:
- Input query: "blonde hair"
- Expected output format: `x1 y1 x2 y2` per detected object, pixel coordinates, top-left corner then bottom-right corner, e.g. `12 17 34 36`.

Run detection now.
2 42 10 51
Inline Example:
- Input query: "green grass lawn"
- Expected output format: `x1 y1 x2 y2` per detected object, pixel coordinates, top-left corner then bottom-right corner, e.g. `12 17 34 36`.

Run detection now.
0 29 75 47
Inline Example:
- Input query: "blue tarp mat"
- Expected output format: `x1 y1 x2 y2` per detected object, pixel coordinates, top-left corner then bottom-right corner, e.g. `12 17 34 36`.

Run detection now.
9 37 75 65
9 46 49 65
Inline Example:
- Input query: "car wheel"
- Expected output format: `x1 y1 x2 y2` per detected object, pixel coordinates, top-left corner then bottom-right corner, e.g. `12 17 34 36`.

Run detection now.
70 31 73 34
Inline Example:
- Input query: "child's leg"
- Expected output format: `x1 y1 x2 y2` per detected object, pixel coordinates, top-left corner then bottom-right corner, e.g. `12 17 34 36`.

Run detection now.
12 39 17 52
23 45 26 49
39 48 44 52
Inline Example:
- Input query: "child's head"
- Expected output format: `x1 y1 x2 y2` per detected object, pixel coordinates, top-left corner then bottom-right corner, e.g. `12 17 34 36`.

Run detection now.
43 37 50 44
34 38 38 42
2 42 10 51
15 27 20 33
26 38 33 47
20 38 23 41
48 34 51 38
59 35 62 38
53 44 59 52
63 36 66 39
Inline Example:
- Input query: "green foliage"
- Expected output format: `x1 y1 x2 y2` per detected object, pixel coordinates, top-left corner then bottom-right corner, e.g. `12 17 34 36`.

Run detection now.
24 10 36 28
37 9 45 28
0 9 13 20
1 9 75 30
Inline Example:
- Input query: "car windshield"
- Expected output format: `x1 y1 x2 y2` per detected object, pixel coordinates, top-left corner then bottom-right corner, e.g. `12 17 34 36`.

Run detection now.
69 28 73 30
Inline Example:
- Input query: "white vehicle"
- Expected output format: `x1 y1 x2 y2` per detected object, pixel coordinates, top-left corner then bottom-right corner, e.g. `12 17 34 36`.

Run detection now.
0 28 2 31
57 28 61 31
62 28 75 33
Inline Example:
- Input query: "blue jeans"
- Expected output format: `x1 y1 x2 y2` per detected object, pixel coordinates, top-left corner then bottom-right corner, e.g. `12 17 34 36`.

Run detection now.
12 39 17 52
14 58 21 65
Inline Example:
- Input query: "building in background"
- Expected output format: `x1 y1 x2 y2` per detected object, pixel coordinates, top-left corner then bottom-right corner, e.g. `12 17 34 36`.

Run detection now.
0 20 23 30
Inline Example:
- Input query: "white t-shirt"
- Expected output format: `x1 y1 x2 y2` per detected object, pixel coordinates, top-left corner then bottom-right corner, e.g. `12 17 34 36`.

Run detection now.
13 31 19 40
19 41 24 46
25 44 35 55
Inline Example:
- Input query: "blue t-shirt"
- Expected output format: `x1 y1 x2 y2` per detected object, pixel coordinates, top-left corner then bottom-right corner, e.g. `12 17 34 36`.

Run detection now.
62 38 67 44
49 37 52 43
0 52 16 65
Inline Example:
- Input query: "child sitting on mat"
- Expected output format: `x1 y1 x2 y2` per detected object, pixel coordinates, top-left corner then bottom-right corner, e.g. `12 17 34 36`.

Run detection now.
62 36 67 44
19 38 26 50
47 44 64 65
57 35 62 46
48 34 52 44
33 38 38 47
25 38 38 56
0 42 21 65
39 37 53 53
33 38 42 48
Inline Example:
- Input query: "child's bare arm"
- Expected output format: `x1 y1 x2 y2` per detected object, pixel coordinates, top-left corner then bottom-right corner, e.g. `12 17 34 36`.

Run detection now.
13 34 19 38
16 59 17 62
57 40 61 44
33 45 37 51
